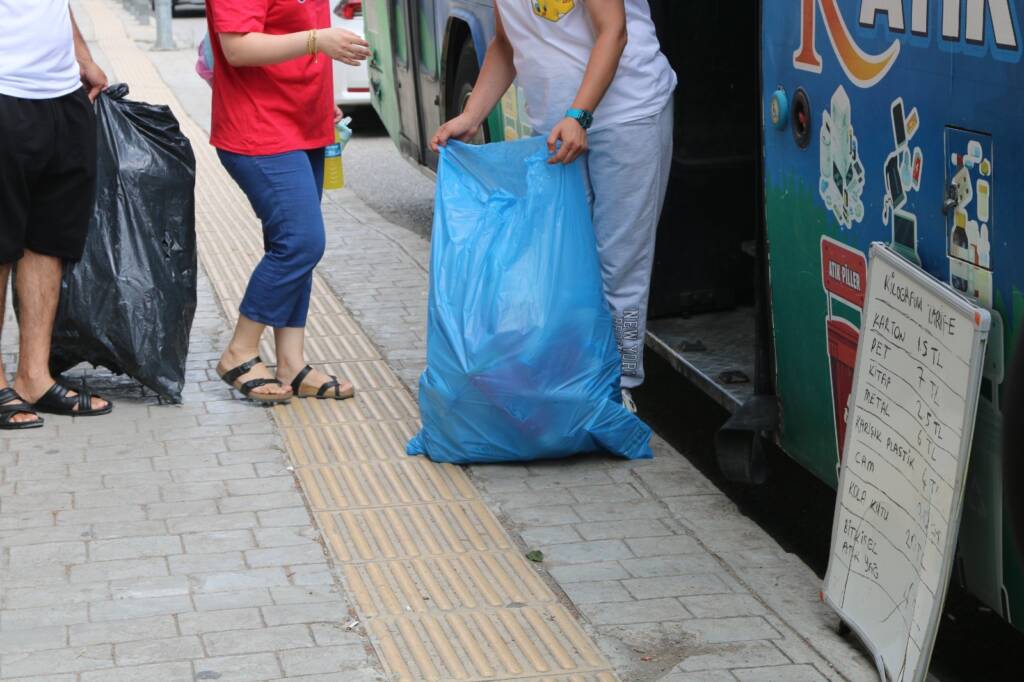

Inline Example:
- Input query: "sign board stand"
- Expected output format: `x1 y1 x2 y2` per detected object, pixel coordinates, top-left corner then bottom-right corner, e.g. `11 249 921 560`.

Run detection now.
823 244 991 682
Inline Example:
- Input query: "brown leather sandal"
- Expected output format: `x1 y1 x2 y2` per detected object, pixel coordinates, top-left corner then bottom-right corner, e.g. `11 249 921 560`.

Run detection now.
289 365 355 400
217 356 292 403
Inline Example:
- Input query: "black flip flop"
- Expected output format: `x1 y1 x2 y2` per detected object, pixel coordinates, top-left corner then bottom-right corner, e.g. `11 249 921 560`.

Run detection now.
289 365 355 400
217 356 291 403
33 383 113 417
0 387 44 430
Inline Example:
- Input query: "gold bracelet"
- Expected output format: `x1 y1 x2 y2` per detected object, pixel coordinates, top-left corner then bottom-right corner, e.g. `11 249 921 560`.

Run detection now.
311 28 319 62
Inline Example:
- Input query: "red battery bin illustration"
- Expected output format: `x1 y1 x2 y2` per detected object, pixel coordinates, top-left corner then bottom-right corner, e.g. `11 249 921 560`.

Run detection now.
821 237 867 462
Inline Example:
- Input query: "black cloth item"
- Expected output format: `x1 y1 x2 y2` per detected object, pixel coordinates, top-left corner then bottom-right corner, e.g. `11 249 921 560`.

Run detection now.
0 88 97 264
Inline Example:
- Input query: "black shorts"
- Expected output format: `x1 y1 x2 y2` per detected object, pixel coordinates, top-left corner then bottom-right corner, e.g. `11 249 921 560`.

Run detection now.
0 88 97 264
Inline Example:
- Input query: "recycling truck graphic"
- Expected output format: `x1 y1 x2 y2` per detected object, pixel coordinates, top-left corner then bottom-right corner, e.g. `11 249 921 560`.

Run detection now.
763 0 1022 626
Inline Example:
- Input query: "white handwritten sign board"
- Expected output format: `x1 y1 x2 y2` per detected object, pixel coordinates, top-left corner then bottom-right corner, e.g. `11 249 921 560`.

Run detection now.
823 244 990 682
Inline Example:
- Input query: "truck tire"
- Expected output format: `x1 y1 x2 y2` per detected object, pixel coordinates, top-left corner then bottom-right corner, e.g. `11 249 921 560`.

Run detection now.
450 40 488 145
715 429 768 485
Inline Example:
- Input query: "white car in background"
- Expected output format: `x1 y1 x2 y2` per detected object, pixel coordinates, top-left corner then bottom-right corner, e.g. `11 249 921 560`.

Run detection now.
332 0 371 108
150 0 204 17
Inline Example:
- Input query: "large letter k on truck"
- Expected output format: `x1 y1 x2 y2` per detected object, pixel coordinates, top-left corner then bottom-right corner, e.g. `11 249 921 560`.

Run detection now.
793 0 901 88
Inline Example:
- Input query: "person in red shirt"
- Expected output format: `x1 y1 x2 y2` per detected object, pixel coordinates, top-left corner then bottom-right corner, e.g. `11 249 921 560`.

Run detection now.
207 0 369 403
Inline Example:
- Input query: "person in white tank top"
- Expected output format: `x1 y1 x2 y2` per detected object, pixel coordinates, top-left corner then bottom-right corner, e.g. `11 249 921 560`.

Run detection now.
0 1 113 429
432 0 676 411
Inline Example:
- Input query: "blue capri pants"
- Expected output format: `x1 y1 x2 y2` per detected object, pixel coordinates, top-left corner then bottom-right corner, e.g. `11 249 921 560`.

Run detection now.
217 148 326 329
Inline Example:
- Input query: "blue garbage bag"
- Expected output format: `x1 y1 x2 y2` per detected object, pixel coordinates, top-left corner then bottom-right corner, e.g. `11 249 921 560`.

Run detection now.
407 137 654 464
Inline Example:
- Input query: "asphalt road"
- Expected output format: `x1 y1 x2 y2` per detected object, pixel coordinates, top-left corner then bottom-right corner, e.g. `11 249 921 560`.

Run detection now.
341 108 436 237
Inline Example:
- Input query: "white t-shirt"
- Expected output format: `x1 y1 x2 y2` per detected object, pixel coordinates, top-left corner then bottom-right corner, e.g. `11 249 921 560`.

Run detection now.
496 0 676 133
0 0 81 99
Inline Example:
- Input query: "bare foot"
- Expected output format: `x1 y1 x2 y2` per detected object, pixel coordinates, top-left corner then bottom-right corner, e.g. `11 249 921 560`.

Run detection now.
218 347 292 398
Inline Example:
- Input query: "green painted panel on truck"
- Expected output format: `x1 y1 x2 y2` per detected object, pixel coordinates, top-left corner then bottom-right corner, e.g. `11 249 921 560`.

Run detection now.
765 178 843 488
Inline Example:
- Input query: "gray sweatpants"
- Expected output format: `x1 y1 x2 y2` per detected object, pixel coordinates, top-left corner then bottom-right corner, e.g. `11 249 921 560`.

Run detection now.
582 102 674 388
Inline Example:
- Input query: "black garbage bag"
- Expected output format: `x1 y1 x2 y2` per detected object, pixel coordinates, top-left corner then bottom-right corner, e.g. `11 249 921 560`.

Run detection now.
50 84 197 403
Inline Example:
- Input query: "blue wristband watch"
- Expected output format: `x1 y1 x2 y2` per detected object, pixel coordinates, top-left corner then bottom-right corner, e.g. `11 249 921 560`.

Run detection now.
566 108 594 130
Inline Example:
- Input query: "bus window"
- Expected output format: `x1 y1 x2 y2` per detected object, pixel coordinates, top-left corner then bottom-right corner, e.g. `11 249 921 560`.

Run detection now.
418 1 438 79
392 0 408 66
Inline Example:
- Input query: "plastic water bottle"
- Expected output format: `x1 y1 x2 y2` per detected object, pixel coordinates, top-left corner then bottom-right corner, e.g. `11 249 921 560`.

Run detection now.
324 117 353 190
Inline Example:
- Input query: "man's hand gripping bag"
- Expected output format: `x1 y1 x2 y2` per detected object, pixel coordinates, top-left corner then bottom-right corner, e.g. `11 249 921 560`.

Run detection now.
407 137 653 463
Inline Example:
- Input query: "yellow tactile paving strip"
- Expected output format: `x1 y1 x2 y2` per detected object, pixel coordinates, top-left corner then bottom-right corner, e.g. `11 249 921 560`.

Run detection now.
84 2 617 679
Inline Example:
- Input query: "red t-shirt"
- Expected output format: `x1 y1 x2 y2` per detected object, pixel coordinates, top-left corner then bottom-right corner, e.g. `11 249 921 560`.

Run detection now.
207 0 333 155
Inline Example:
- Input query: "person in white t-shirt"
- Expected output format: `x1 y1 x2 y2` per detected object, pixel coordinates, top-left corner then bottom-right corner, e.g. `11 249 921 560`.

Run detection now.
0 1 112 429
432 0 676 414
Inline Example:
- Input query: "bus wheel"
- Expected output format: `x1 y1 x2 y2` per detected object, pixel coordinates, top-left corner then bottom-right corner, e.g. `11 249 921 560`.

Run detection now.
715 429 768 485
714 395 777 485
451 41 488 145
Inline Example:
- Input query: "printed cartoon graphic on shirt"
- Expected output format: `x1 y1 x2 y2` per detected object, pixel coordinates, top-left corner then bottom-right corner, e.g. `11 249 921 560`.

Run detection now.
531 0 576 22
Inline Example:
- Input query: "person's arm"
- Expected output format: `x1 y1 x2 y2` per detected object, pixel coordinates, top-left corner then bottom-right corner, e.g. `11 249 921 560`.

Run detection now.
219 28 369 68
430 5 516 150
71 10 108 101
547 0 627 164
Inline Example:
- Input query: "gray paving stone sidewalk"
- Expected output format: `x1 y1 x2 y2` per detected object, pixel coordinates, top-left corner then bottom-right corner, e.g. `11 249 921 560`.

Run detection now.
316 190 876 681
0 272 384 681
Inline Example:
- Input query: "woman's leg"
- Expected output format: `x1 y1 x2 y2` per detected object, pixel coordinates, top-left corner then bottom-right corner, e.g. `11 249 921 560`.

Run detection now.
279 148 325 331
216 148 326 396
273 149 353 396
585 102 674 389
218 315 289 397
273 326 307 381
221 149 326 328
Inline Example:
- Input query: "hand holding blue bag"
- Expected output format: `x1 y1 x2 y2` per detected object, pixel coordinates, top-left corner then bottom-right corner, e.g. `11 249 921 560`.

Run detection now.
407 137 653 464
